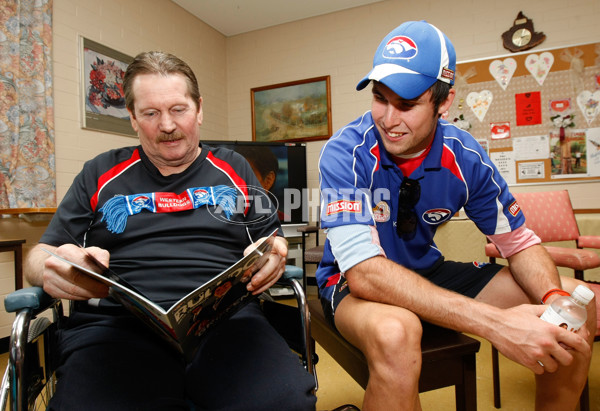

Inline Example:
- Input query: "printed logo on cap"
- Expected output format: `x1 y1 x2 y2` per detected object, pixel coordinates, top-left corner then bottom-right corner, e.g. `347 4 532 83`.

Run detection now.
383 36 418 60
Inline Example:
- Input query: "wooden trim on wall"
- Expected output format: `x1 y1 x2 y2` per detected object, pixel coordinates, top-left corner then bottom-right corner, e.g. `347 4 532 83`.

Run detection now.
574 209 600 214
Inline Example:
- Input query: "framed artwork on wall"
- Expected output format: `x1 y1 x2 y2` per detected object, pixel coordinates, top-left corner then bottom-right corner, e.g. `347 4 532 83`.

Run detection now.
251 76 332 142
79 36 136 137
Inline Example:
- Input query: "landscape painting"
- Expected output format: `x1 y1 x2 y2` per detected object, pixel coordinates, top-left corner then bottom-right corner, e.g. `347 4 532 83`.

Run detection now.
251 76 331 142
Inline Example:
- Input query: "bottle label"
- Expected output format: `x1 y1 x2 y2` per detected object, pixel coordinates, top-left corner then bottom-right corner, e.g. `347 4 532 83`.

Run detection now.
540 307 580 332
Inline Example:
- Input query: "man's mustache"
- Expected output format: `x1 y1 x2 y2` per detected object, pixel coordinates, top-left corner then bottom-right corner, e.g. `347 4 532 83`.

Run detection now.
156 132 185 142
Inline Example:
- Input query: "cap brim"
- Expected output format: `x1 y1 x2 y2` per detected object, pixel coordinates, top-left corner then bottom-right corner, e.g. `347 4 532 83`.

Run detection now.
356 71 437 100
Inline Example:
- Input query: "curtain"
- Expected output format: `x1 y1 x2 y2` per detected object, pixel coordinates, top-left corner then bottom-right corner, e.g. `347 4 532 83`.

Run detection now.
0 0 55 209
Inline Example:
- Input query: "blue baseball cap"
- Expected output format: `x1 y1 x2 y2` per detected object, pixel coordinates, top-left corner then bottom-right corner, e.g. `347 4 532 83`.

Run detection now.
357 21 456 100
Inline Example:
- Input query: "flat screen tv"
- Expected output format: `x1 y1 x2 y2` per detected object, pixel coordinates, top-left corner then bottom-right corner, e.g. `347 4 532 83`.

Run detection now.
202 140 308 227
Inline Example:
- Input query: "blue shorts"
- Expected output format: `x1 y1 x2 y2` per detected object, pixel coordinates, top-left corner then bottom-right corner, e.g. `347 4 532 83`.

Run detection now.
321 257 503 328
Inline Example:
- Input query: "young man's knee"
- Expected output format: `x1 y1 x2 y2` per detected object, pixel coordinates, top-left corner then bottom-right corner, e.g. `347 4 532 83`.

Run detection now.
365 311 423 355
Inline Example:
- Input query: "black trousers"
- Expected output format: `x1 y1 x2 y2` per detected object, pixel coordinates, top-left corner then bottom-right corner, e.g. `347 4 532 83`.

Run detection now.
49 301 316 410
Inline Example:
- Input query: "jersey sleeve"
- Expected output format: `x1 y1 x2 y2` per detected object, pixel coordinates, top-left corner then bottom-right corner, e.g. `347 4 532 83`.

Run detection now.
460 141 525 235
319 133 378 230
41 159 103 246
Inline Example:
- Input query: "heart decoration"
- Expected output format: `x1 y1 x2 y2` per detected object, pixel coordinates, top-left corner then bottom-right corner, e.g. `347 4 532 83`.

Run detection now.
576 90 600 125
550 99 571 113
466 90 493 122
525 52 554 86
489 58 517 90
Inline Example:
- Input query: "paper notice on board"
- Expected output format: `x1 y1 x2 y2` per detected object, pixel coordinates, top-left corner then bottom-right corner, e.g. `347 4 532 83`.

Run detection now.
587 127 600 177
512 135 550 161
515 92 542 126
518 161 545 180
490 151 516 184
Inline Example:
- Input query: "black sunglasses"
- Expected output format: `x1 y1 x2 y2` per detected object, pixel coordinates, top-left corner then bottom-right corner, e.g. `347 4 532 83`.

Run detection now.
396 177 421 239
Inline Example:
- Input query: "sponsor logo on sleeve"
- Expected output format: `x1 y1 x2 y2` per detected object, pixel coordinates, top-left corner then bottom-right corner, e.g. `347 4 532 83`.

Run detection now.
508 201 520 216
326 200 362 215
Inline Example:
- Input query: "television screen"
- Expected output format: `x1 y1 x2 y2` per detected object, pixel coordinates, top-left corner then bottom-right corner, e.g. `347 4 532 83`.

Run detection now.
202 140 308 226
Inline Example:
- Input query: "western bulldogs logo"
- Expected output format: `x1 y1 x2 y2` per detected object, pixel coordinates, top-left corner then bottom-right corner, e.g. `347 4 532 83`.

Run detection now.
422 208 452 225
383 36 418 59
193 188 210 203
129 195 154 214
132 195 151 206
131 195 151 210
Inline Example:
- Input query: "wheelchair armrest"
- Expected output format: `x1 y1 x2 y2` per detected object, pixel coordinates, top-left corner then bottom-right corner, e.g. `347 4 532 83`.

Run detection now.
4 287 56 313
282 265 303 281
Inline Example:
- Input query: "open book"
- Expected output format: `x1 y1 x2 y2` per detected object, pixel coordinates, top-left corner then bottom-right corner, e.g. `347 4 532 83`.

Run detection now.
43 231 276 361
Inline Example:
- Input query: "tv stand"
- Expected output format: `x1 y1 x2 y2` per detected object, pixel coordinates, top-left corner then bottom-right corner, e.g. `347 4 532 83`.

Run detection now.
281 223 307 267
281 223 307 239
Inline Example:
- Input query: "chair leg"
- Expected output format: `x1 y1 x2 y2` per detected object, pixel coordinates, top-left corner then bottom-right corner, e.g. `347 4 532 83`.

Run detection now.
488 254 502 409
454 351 478 411
492 346 501 408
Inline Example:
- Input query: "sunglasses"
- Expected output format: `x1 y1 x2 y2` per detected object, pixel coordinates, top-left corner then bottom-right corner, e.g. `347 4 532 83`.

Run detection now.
396 177 421 239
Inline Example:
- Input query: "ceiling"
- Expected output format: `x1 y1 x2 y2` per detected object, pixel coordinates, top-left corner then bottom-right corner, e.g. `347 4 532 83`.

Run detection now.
172 0 384 37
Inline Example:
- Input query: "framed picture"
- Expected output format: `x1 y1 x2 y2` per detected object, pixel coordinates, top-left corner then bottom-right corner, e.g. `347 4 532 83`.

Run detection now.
79 37 136 137
251 76 332 142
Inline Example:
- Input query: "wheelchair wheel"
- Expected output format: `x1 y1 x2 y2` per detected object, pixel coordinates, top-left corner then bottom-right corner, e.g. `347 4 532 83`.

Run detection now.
0 316 58 411
26 317 57 410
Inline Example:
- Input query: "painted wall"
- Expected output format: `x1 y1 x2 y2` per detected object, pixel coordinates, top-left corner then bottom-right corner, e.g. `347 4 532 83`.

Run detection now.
45 0 600 209
226 0 600 211
51 0 228 200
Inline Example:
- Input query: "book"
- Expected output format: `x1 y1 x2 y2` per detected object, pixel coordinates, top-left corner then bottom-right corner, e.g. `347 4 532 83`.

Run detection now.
43 230 276 361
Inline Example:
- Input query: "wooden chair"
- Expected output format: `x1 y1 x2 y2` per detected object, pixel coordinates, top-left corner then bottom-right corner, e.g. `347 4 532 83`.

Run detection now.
308 300 481 410
484 190 600 410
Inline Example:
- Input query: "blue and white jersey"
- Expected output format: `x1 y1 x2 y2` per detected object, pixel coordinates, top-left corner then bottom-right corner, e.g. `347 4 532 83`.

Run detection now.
316 111 524 296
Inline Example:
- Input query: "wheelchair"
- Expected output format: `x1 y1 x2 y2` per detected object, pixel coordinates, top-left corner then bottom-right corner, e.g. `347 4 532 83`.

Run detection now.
0 277 317 411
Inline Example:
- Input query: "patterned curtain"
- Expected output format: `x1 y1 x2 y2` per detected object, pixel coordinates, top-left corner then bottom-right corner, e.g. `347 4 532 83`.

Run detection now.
0 0 55 208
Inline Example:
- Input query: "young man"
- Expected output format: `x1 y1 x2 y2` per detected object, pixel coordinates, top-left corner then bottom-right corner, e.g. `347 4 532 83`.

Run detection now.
316 21 594 410
25 51 316 410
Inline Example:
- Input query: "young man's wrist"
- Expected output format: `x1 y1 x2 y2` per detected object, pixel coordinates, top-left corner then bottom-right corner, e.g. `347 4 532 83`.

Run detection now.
541 288 570 304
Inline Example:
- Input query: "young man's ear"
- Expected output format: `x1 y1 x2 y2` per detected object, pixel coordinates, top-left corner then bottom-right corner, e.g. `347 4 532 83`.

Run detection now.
438 89 456 116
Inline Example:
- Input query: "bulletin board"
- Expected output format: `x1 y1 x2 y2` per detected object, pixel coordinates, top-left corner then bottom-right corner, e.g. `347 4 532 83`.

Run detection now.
447 42 600 185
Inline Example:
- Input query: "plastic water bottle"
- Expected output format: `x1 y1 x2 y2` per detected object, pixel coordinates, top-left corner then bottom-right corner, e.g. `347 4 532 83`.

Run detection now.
540 285 595 332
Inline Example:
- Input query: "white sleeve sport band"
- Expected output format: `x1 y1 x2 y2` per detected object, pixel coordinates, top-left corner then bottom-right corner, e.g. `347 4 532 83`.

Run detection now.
327 224 386 273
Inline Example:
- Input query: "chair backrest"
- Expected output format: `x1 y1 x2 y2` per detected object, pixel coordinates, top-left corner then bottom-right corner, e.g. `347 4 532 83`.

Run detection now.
513 190 580 243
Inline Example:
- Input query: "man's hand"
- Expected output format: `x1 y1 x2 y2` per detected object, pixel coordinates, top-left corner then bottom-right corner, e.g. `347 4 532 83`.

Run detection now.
245 236 288 295
490 304 591 375
42 244 111 300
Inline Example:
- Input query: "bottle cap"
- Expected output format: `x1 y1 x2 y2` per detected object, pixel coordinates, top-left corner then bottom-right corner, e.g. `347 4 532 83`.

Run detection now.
572 285 595 305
